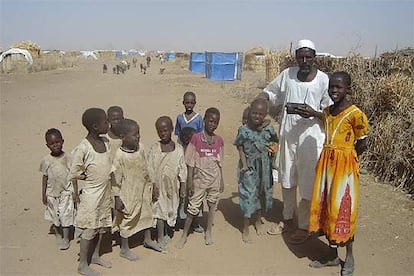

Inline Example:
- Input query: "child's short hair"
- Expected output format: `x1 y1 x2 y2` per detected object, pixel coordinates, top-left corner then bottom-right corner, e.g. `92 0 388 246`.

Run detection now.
331 71 352 88
183 91 196 100
155 116 173 129
250 97 269 110
107 106 123 116
45 128 62 141
117 118 139 136
242 107 250 121
205 107 220 118
82 108 106 131
179 127 196 143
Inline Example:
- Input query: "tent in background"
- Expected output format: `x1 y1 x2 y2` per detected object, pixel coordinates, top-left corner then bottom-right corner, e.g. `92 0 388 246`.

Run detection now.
115 51 127 58
0 48 33 65
0 48 33 73
205 52 243 81
80 51 99 60
166 52 176 61
128 49 139 56
189 52 206 73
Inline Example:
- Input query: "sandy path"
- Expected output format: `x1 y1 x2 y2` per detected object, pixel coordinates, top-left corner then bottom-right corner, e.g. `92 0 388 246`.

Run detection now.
1 58 413 275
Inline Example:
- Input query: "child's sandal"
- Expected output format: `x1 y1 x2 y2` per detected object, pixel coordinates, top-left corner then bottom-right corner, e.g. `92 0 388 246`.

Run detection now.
267 222 284 235
309 257 341 268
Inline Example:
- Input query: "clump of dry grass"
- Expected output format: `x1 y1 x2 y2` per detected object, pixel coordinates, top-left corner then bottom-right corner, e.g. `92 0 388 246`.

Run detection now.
365 73 414 191
30 53 80 72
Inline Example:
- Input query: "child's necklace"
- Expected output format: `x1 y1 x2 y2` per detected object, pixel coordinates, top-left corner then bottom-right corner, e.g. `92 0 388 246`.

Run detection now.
121 146 137 153
203 131 214 145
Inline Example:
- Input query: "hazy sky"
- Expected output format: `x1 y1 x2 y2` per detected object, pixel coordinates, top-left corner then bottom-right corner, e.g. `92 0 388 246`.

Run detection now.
1 0 413 56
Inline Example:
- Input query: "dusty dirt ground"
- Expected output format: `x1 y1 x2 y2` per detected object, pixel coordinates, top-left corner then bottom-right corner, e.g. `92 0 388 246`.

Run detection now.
1 57 413 276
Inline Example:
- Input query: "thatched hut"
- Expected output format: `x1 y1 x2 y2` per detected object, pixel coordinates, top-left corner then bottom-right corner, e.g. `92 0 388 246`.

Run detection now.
244 46 266 72
175 52 190 60
10 41 41 58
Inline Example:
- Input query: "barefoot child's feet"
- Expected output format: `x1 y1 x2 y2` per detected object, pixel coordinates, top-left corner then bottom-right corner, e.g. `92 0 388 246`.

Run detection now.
120 248 139 261
254 220 265 235
78 265 100 276
143 240 168 254
91 256 112 268
60 238 70 250
242 227 252 243
205 230 213 245
55 234 63 245
175 237 187 249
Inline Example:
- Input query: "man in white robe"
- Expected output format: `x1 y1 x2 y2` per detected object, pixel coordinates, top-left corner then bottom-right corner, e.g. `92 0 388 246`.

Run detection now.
263 39 332 244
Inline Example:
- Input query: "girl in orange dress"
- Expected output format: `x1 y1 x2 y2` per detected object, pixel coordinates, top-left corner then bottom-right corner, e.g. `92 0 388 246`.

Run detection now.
308 72 369 276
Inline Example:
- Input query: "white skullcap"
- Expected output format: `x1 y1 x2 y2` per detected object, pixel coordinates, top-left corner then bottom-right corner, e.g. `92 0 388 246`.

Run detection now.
296 39 316 51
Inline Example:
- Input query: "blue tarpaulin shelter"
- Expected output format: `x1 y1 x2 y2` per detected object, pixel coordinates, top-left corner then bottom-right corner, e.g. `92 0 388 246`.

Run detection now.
115 51 126 58
205 52 242 81
189 52 206 74
166 53 176 61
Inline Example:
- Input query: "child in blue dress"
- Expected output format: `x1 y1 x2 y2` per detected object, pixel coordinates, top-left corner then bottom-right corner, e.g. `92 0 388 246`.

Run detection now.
234 98 278 243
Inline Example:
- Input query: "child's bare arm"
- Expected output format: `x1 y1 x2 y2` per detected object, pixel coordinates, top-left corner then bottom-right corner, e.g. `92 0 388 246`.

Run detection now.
111 172 125 211
187 166 194 196
179 182 186 199
152 183 160 202
114 196 125 212
219 167 224 193
42 175 48 205
72 179 80 208
236 145 248 172
355 138 367 156
71 173 86 180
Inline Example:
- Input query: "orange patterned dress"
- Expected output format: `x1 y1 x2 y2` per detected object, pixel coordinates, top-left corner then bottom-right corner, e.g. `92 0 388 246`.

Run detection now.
309 105 369 246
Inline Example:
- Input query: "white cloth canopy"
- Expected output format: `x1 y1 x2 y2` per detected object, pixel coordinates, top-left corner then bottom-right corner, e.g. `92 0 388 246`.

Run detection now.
0 48 33 65
80 51 99 60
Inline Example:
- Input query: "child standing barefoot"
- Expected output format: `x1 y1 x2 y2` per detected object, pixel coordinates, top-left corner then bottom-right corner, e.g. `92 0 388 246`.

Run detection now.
308 72 369 276
40 128 74 250
147 116 187 250
174 92 204 233
70 108 113 276
234 99 278 243
105 106 124 225
177 127 204 233
112 119 164 261
176 107 224 248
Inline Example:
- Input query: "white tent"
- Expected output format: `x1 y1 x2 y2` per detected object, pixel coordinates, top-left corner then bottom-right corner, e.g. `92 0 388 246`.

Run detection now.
80 50 99 60
0 48 33 65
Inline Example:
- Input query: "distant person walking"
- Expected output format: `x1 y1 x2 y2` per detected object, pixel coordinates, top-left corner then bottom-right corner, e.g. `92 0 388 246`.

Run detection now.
146 56 151 67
